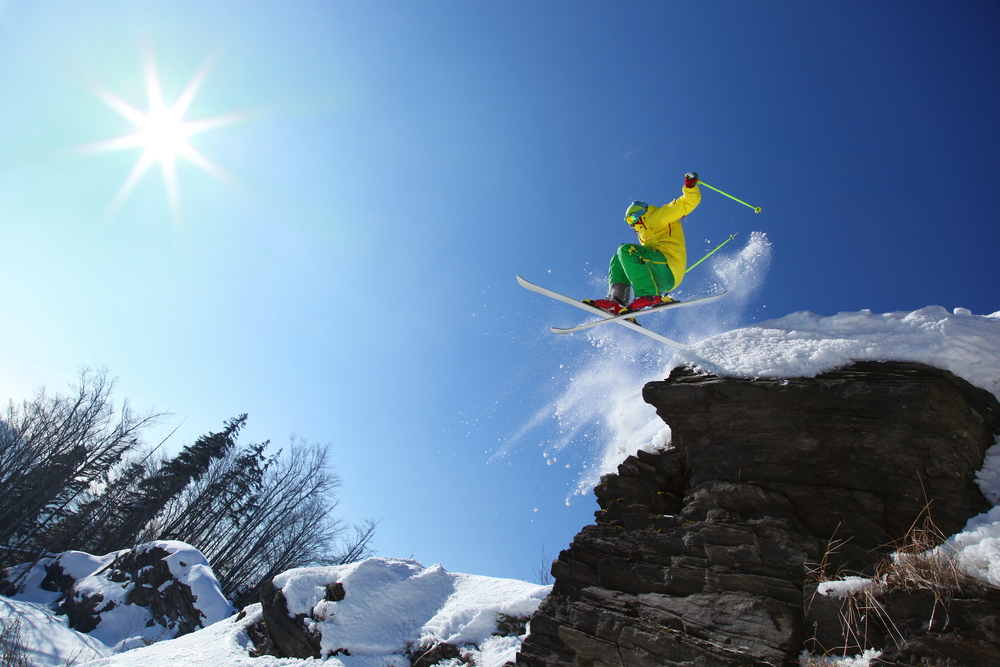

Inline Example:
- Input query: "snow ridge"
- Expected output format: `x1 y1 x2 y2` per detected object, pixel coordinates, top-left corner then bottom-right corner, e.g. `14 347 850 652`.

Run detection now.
669 306 1000 400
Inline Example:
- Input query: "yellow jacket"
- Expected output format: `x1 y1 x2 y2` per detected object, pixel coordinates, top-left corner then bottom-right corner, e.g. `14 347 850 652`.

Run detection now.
630 184 701 289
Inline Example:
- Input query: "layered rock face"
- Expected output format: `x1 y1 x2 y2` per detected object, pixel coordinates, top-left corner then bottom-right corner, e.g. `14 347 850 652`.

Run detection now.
515 361 1000 666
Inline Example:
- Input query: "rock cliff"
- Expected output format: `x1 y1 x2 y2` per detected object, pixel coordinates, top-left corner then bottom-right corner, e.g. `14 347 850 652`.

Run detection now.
515 361 1000 666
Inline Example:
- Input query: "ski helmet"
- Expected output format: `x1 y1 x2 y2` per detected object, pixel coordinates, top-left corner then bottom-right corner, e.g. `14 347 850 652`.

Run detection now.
625 200 648 225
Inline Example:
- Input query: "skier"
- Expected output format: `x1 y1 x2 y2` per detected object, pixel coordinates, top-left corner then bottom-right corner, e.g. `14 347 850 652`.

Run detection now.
584 172 701 315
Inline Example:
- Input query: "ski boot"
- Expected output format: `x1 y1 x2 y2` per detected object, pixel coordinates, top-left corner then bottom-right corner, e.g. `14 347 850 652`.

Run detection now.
583 282 630 315
582 298 622 314
621 293 675 314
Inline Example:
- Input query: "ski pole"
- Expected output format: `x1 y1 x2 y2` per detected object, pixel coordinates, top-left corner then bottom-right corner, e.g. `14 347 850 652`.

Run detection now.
700 181 761 214
686 233 738 273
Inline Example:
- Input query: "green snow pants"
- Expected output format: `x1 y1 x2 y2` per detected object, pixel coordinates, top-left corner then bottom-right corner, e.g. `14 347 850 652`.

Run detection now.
608 244 676 297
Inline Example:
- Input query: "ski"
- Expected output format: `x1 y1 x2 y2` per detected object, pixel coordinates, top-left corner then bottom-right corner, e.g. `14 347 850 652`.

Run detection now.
551 291 727 334
516 275 711 349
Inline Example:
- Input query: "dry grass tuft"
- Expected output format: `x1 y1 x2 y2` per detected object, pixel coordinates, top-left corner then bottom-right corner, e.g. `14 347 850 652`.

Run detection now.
876 506 976 595
0 612 31 667
804 503 983 661
804 524 852 585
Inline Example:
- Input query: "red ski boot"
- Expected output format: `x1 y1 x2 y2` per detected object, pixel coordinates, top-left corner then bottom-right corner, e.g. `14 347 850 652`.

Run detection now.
621 294 664 314
582 298 623 315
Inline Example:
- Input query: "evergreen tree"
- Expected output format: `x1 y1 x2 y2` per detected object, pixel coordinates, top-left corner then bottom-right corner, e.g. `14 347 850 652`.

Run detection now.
108 415 248 549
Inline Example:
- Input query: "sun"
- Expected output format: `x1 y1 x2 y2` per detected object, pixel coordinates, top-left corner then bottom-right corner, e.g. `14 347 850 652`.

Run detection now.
82 49 243 217
137 106 190 162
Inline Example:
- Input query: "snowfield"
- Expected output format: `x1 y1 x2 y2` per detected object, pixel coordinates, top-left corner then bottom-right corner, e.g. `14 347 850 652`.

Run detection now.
3 305 1000 667
273 558 549 665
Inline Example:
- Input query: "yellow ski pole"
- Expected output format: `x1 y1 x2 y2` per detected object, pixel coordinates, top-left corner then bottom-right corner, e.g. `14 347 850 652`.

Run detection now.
687 233 738 273
700 180 761 214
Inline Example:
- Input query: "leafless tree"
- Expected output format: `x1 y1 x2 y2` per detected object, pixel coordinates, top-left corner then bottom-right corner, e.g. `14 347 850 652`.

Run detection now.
0 369 163 564
533 544 555 586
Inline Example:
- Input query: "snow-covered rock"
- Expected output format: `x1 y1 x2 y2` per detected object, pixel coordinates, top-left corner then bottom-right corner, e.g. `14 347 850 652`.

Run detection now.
669 306 1000 399
2 541 232 655
256 557 550 664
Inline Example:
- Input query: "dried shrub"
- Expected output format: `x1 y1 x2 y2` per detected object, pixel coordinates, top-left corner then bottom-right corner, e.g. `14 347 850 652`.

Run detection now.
494 612 531 637
876 507 977 596
805 503 988 661
0 612 30 667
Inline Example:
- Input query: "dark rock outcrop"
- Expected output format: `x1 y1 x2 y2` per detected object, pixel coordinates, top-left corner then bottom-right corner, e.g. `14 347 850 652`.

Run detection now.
645 361 998 564
116 546 208 635
258 578 323 659
255 577 358 659
410 641 463 667
516 361 1000 666
41 545 212 636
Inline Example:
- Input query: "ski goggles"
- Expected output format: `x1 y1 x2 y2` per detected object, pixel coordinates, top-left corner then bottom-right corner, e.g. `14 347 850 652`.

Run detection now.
625 201 648 226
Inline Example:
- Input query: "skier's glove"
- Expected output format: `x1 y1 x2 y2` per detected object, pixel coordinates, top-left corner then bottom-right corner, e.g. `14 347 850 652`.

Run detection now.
684 172 699 188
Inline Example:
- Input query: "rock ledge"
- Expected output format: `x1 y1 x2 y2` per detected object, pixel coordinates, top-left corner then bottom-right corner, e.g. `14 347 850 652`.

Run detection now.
515 361 1000 666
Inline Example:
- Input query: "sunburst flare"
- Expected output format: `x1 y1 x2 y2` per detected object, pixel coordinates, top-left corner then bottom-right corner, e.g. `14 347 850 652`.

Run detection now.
80 48 244 218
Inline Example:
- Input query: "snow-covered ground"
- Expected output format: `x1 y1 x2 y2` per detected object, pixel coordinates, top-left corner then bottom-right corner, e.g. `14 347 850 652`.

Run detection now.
1 595 110 666
2 541 234 665
271 558 549 666
2 556 549 667
3 304 999 666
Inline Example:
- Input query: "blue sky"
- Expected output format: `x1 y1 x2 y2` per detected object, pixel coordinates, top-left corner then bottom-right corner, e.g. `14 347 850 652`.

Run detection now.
1 1 998 582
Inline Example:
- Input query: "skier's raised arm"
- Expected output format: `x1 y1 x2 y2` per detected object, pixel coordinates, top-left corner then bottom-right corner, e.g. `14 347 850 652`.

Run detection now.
664 172 702 220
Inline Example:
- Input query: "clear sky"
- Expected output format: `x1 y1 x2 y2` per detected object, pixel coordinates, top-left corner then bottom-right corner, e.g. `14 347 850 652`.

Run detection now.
1 1 998 583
